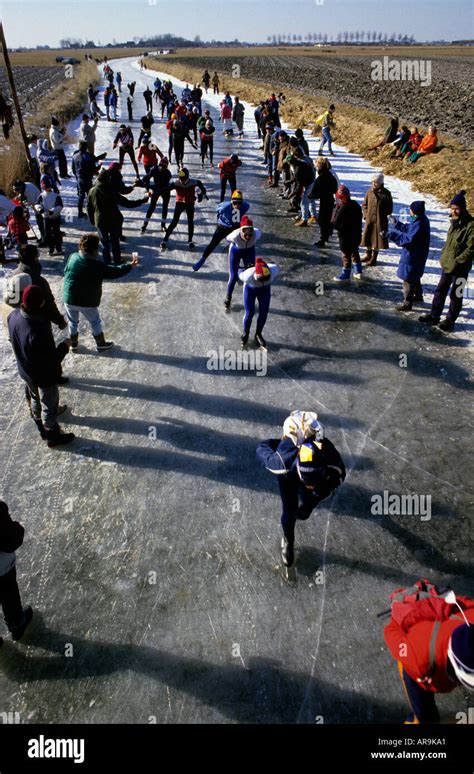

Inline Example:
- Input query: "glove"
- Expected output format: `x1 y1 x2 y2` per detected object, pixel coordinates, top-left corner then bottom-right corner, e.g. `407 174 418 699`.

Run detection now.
388 215 397 226
59 319 68 331
284 154 294 164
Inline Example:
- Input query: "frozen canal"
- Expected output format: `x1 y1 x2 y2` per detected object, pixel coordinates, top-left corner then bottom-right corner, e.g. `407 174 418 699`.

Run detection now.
0 57 472 724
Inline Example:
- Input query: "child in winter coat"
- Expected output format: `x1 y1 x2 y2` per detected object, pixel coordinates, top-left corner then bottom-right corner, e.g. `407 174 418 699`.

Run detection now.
34 184 63 255
7 206 29 248
332 185 363 282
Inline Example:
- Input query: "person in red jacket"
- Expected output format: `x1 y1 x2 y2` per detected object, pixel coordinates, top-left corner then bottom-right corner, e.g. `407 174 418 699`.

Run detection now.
218 154 242 203
7 205 29 248
161 167 207 252
137 136 164 175
384 579 474 723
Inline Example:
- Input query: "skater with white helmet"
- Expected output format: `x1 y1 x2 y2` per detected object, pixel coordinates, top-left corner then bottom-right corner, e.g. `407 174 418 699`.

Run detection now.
256 412 345 568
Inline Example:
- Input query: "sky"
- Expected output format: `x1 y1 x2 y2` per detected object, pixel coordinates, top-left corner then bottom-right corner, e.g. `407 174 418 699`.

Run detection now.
1 0 473 48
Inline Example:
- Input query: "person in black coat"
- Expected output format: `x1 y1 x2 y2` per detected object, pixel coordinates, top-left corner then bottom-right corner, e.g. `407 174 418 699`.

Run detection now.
309 157 338 247
7 285 75 447
0 501 32 645
257 415 345 567
332 185 363 282
137 157 173 233
71 141 107 218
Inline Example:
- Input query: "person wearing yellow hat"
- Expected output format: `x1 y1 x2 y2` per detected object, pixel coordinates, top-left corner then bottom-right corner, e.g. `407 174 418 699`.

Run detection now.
192 189 249 271
256 415 345 567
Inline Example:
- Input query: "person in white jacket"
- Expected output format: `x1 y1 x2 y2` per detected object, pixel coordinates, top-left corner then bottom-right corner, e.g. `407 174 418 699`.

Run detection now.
34 183 63 255
49 117 70 179
80 114 98 155
239 256 279 349
224 216 262 312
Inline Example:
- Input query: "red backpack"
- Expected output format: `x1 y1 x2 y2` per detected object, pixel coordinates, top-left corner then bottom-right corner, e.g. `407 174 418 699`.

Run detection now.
390 579 457 633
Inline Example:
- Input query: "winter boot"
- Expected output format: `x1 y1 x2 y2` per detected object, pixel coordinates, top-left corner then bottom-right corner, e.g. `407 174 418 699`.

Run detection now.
141 219 149 234
57 375 70 385
45 425 75 448
33 418 46 440
438 319 455 332
10 606 33 641
94 333 114 351
241 331 249 349
334 268 351 282
294 219 308 227
70 333 79 352
255 332 267 349
224 296 231 312
281 537 294 568
308 216 318 224
365 250 378 266
353 263 363 280
193 256 206 272
419 314 440 325
396 302 412 312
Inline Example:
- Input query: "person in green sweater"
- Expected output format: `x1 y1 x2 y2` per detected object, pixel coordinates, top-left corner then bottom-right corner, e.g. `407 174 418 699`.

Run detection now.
419 190 474 332
63 233 139 352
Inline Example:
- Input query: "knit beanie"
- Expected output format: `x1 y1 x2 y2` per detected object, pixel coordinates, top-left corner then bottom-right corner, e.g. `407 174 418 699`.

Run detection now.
22 284 45 312
21 285 45 312
410 201 425 216
240 216 253 228
448 624 474 690
336 185 350 202
450 190 467 209
254 257 270 280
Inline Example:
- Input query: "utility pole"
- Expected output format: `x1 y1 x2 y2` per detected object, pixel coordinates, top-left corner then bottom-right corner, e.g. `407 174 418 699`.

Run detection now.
0 21 32 165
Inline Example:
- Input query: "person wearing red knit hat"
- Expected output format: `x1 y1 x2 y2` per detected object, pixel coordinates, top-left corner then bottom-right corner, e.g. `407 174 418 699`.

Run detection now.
238 256 279 349
332 184 363 282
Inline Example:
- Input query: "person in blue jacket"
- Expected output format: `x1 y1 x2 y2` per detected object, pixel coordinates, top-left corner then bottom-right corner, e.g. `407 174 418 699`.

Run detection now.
192 189 249 271
387 200 430 311
256 414 345 567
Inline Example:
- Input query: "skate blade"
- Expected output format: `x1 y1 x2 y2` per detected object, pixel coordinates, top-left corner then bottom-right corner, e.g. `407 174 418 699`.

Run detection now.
282 564 296 583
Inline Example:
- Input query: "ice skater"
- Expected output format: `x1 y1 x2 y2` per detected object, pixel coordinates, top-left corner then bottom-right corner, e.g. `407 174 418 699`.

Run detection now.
239 256 279 350
192 189 249 272
161 168 207 252
256 412 345 568
224 216 262 312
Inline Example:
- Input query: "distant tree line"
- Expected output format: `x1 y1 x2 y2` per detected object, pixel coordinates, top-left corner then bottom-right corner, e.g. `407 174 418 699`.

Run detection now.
266 32 417 45
57 33 247 50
